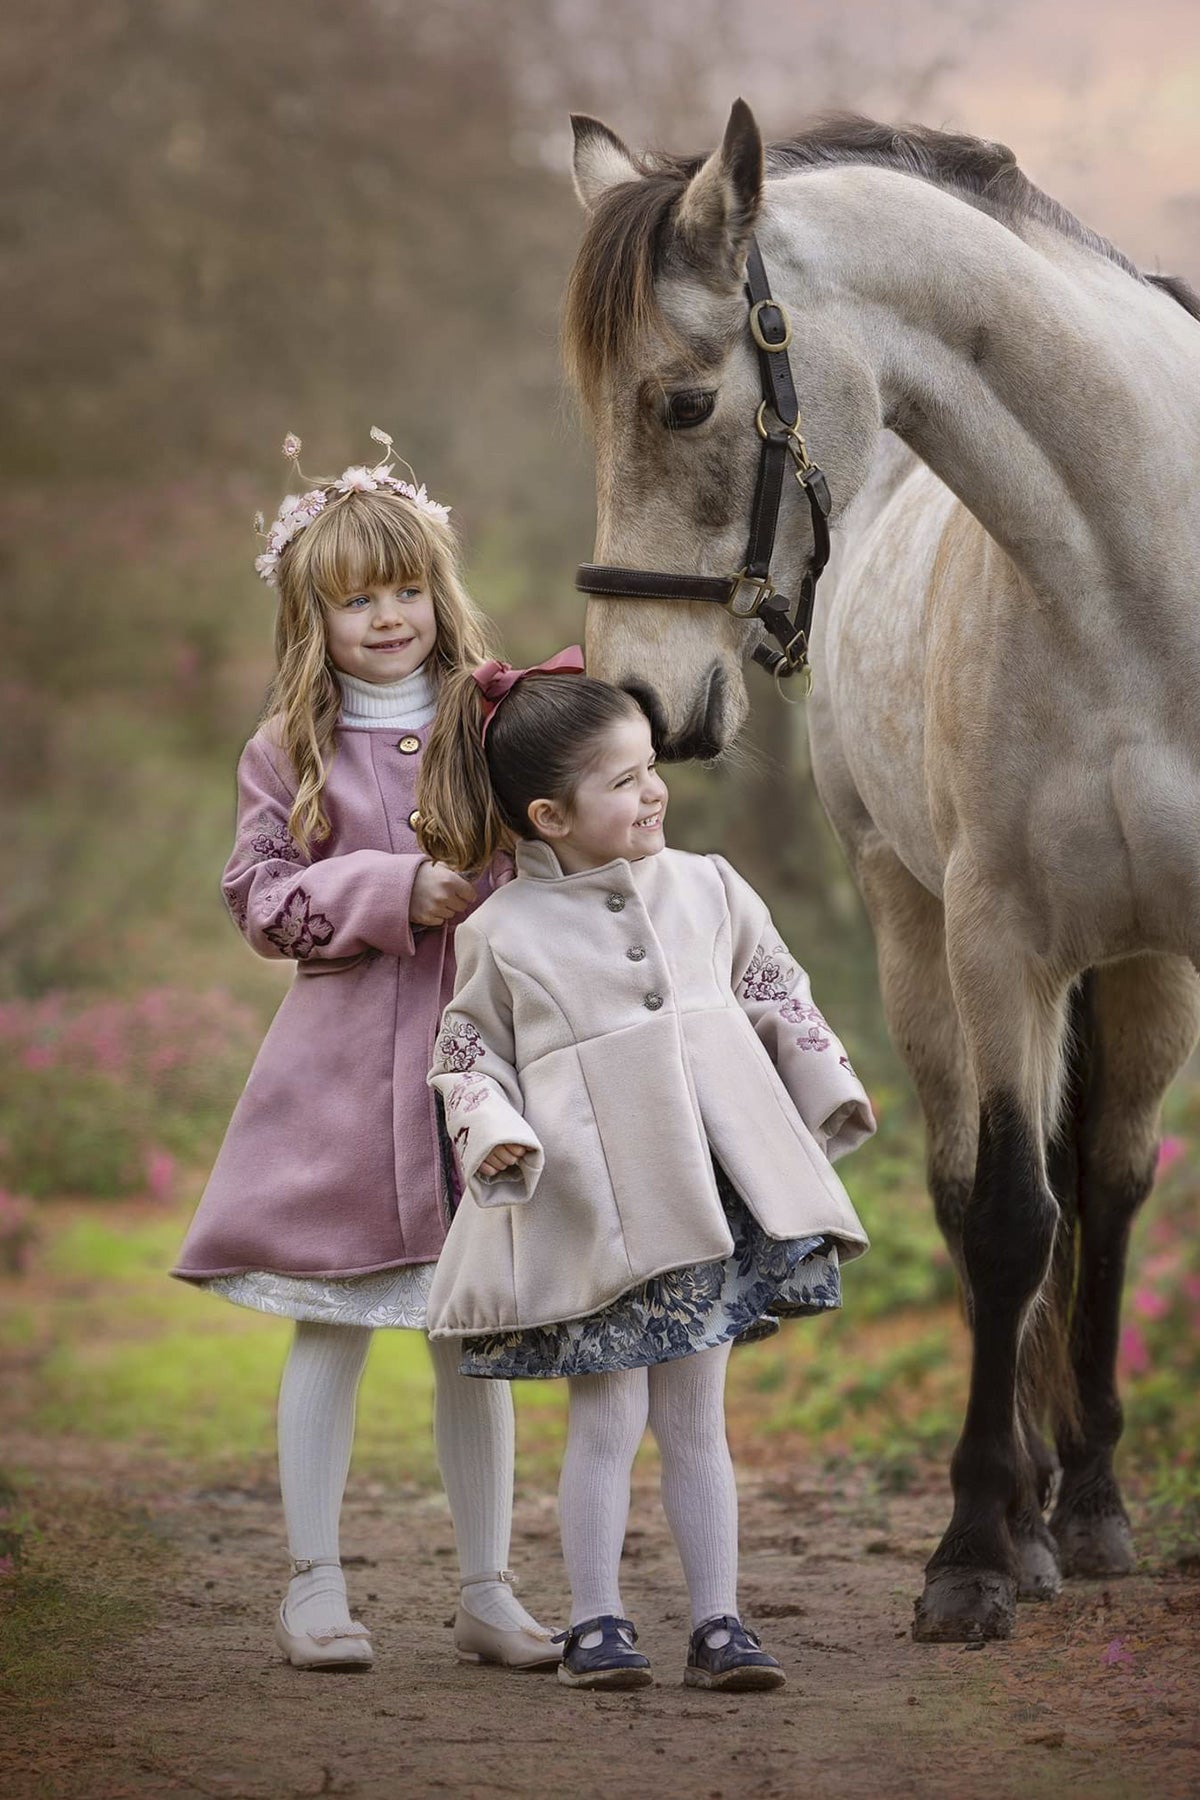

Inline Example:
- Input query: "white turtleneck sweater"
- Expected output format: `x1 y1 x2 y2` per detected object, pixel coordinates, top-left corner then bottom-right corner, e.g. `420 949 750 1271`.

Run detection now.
337 661 437 731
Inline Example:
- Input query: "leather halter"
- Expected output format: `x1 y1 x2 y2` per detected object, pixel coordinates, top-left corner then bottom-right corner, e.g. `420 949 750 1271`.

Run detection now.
576 239 832 682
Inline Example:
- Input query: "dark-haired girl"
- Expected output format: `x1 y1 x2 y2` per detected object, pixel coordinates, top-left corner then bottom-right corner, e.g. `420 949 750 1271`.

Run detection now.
416 649 874 1692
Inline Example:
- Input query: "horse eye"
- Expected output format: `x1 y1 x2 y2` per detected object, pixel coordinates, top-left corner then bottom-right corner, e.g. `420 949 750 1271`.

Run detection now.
664 390 716 430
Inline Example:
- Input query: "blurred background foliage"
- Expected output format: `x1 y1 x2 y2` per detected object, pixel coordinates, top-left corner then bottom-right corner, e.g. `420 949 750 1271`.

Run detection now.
1 0 1197 1515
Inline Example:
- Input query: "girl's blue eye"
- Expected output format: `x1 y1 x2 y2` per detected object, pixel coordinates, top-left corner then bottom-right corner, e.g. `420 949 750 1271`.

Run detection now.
345 595 370 608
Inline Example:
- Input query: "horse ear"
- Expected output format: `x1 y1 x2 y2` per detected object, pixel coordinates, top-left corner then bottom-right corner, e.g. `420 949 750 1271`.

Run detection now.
674 98 763 285
571 115 640 211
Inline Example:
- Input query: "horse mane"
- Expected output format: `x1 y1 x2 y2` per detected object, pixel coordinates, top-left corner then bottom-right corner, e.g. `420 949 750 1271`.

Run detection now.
564 113 1200 402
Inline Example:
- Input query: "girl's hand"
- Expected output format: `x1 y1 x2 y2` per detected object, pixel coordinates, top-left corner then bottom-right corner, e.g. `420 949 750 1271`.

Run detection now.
411 860 477 927
478 1143 530 1179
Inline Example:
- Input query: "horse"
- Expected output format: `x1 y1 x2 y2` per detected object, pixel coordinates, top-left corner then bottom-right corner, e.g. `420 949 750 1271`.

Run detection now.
564 100 1200 1642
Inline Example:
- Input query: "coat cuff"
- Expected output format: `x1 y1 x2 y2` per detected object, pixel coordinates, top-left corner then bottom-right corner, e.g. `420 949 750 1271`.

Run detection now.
430 1073 545 1208
820 1098 876 1163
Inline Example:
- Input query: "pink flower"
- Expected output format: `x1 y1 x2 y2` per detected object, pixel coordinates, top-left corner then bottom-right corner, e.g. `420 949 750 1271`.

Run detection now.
1156 1135 1186 1177
1118 1323 1150 1376
1132 1287 1169 1322
145 1147 177 1203
255 552 279 585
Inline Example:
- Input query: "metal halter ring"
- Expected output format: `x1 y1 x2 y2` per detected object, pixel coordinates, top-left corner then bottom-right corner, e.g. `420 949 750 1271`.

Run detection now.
755 400 813 471
727 570 777 619
749 298 793 352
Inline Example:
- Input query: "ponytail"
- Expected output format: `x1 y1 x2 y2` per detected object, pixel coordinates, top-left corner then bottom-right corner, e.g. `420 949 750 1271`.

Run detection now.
416 666 508 875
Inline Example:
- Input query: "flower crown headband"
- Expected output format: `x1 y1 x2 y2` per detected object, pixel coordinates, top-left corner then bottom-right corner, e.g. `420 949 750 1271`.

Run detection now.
253 427 451 587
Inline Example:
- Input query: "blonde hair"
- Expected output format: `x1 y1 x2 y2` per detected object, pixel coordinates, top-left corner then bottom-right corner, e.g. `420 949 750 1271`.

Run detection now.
265 486 495 851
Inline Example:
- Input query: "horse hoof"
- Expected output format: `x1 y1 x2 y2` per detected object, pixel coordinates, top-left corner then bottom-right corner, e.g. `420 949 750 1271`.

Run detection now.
1052 1510 1136 1578
1016 1531 1062 1602
912 1568 1017 1643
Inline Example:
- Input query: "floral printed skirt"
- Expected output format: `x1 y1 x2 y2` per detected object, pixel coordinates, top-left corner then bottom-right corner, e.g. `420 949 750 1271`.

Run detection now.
458 1163 842 1380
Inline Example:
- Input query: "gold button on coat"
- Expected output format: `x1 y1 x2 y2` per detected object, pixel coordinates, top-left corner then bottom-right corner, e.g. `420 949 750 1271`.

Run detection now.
398 735 420 754
408 810 421 830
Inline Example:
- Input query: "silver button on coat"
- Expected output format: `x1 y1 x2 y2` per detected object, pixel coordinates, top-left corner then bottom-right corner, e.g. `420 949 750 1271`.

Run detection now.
643 992 663 1010
606 894 625 912
627 945 646 962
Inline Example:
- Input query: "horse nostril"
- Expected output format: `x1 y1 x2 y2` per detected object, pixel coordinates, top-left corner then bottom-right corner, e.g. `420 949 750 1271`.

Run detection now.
620 682 669 752
702 663 726 746
658 665 726 764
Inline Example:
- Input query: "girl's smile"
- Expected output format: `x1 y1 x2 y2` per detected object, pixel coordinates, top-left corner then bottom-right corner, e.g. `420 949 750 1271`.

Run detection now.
324 580 437 684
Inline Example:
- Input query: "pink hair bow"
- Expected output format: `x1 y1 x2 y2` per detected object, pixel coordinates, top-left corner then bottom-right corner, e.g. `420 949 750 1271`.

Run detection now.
473 645 585 743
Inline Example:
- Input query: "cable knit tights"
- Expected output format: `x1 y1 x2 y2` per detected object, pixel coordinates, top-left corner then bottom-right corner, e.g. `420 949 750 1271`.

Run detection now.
278 1323 535 1639
560 1343 738 1633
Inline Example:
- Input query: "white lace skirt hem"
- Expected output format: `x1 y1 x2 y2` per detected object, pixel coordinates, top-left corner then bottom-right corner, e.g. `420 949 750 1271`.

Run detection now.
201 1261 435 1329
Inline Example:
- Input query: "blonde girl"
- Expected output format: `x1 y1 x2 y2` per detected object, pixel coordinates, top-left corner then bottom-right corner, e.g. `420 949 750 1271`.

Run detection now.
174 436 557 1674
415 657 873 1691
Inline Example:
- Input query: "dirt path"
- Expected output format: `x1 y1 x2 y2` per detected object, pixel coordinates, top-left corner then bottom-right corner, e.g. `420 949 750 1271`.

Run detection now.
2 1438 1197 1800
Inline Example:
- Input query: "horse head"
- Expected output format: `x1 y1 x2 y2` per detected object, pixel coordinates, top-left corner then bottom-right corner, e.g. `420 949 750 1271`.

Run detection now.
566 100 880 758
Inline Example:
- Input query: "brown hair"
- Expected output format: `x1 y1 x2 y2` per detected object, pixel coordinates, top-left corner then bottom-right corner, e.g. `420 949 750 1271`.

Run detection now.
265 486 495 851
417 667 644 875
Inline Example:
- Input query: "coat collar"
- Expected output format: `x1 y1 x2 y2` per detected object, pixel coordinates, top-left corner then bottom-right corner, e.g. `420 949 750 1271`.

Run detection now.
514 839 662 884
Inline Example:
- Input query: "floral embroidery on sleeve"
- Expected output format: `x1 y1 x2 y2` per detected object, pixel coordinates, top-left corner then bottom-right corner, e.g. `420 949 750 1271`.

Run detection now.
740 944 793 1002
263 889 335 959
248 815 302 862
780 997 832 1052
448 1073 489 1112
224 889 249 931
435 1017 484 1072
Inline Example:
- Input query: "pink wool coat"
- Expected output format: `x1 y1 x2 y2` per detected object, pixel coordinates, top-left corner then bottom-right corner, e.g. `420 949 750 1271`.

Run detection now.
173 721 503 1282
425 842 874 1338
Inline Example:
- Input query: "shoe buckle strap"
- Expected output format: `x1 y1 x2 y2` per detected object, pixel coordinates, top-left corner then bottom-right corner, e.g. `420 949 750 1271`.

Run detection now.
289 1556 343 1577
459 1567 517 1589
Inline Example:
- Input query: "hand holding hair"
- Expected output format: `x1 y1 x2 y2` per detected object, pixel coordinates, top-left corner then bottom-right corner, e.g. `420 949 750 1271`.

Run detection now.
410 860 478 927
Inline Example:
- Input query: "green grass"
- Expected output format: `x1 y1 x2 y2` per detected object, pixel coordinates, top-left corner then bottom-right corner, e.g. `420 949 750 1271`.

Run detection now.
4 1073 1199 1524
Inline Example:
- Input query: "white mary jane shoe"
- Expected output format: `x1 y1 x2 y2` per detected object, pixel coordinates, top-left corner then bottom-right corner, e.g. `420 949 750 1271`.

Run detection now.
453 1569 561 1672
275 1558 374 1672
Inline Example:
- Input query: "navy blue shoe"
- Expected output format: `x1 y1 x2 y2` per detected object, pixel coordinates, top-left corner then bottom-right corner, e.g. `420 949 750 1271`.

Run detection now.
555 1615 653 1689
684 1615 786 1691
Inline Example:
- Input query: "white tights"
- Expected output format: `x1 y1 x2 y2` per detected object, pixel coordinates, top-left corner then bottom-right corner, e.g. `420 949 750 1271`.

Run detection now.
559 1343 738 1630
277 1323 537 1637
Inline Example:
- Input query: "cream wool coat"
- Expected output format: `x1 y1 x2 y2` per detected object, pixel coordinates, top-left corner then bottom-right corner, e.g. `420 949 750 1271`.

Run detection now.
425 842 873 1338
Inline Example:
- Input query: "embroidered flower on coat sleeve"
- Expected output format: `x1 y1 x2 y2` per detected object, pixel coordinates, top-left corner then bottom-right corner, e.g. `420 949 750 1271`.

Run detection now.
740 944 791 1003
248 814 301 862
223 886 250 931
448 1073 489 1113
263 888 335 958
780 997 823 1027
794 1022 832 1053
435 1016 485 1072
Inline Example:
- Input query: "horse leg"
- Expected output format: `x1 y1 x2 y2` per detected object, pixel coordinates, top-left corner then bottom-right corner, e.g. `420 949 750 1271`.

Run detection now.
1051 954 1200 1575
856 839 1059 1603
913 868 1072 1642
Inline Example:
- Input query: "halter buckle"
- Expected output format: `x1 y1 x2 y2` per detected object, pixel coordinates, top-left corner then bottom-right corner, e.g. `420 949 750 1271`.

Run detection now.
727 571 776 618
749 298 793 353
